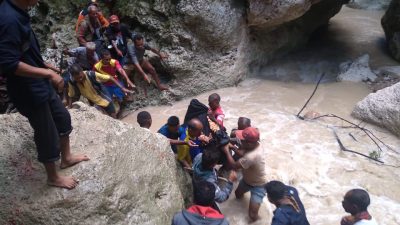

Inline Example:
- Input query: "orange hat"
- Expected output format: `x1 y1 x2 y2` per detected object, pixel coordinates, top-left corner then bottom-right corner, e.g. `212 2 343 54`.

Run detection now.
236 127 260 142
109 15 120 24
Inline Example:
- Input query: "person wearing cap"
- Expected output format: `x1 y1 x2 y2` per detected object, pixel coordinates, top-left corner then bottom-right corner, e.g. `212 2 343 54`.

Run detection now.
104 15 135 66
222 127 268 222
171 180 230 225
265 180 310 225
157 116 185 154
341 189 378 225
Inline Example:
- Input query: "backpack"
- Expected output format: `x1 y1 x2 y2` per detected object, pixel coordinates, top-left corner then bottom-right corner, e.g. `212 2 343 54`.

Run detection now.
68 71 112 103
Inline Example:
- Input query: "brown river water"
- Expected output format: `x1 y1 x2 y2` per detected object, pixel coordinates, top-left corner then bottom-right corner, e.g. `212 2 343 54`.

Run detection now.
123 6 400 225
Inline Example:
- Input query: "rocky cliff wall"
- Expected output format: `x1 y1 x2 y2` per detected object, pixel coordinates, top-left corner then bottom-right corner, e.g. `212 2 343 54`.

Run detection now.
32 0 347 106
0 102 190 225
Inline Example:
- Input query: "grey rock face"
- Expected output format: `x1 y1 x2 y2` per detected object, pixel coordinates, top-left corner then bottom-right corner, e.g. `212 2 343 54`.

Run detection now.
0 102 187 225
382 0 400 62
337 54 377 82
347 0 391 10
352 82 400 137
32 0 346 105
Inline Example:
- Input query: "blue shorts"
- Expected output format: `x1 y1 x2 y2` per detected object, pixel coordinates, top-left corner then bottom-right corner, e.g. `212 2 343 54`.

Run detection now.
106 84 124 102
237 179 266 204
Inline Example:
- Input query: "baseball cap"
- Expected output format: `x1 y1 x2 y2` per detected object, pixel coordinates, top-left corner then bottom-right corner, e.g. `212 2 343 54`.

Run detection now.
236 127 260 142
109 15 120 24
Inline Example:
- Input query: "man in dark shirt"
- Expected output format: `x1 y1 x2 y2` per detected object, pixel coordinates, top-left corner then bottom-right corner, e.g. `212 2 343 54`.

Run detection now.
265 181 310 225
104 15 134 66
127 34 169 91
0 0 89 189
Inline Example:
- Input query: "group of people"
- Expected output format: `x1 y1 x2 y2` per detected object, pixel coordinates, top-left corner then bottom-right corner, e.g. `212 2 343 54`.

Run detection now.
134 94 378 225
0 0 379 224
63 0 169 118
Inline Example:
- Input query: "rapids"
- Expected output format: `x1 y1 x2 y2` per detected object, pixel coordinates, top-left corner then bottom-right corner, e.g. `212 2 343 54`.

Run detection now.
123 6 400 225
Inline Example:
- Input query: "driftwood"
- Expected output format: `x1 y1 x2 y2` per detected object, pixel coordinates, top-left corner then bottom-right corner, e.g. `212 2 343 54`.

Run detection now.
295 75 397 165
296 73 325 119
332 129 384 163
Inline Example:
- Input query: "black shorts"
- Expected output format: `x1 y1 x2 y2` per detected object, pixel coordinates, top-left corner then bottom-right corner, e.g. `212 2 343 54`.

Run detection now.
15 88 72 163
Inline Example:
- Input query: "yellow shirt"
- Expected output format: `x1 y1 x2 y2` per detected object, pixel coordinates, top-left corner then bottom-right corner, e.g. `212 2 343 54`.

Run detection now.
68 72 111 107
177 129 193 165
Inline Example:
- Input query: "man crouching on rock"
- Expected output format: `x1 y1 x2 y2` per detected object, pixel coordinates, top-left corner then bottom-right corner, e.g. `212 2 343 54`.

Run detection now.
0 0 89 189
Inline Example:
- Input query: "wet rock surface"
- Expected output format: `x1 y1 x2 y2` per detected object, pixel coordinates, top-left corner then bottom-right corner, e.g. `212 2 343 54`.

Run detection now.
0 102 188 225
352 82 400 137
347 0 390 10
337 54 377 82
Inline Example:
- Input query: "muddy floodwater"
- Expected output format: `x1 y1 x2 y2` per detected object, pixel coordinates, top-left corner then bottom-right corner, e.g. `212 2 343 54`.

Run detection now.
123 6 400 225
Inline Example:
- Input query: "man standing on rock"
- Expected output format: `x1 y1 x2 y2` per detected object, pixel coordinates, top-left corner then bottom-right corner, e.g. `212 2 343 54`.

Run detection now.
0 0 89 189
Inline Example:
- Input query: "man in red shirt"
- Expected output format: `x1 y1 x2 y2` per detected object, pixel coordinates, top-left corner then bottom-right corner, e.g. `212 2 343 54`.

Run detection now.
93 50 135 104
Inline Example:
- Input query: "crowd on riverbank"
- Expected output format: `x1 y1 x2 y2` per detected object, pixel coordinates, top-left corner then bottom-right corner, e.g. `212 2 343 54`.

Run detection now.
0 0 380 224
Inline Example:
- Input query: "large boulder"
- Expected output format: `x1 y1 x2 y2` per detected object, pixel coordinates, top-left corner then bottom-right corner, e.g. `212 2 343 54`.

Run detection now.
0 102 188 225
382 0 400 62
238 0 347 77
352 82 400 137
347 0 391 10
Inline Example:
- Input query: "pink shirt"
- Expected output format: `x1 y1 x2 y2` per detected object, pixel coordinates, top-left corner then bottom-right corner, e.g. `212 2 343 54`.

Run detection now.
208 106 225 127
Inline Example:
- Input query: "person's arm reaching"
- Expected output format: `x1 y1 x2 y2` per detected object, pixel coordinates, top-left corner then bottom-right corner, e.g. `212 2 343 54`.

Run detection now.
170 139 199 147
44 62 61 74
127 45 150 83
109 76 133 95
214 178 234 203
222 144 243 170
150 47 168 60
117 67 135 88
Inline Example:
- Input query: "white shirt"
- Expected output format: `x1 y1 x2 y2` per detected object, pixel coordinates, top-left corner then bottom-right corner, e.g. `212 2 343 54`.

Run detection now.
355 218 378 225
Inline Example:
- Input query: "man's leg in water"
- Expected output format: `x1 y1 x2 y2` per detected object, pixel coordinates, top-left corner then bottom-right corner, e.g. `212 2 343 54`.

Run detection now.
235 179 251 199
46 90 89 169
141 59 168 91
248 185 266 222
249 202 261 222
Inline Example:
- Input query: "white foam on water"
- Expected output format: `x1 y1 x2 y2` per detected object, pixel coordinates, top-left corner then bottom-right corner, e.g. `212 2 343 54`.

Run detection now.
123 77 400 225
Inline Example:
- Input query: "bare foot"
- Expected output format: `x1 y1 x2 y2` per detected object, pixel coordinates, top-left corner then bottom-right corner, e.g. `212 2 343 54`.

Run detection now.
47 175 79 189
143 74 151 84
60 154 90 169
158 84 169 91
